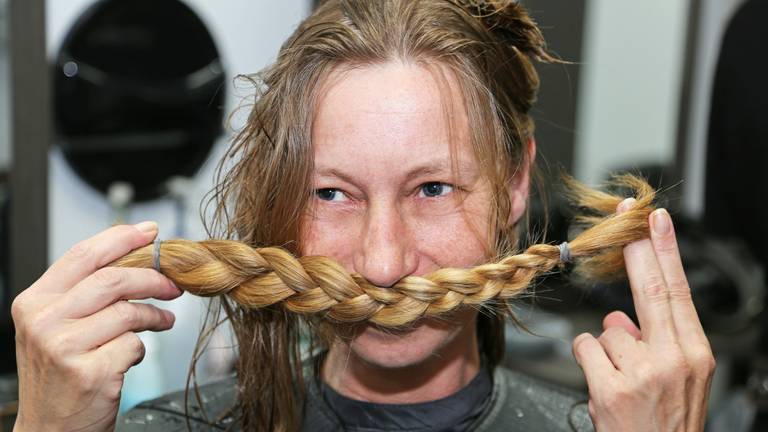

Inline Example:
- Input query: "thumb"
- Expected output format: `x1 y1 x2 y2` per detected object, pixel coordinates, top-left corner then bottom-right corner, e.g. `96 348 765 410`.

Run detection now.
602 310 641 340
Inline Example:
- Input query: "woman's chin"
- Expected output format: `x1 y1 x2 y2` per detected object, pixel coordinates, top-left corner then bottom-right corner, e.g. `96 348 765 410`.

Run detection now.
347 317 467 369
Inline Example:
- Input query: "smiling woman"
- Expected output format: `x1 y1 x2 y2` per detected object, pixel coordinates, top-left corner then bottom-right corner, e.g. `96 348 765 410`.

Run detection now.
11 1 714 432
191 2 554 426
302 60 520 382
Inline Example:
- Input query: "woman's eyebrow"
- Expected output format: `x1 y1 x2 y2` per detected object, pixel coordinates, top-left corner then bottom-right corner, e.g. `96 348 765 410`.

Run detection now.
315 160 477 184
315 168 359 184
402 160 477 181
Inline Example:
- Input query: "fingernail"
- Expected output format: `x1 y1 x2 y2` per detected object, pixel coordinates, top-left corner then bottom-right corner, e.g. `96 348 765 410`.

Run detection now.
134 221 158 234
618 197 636 213
652 209 671 235
169 280 181 292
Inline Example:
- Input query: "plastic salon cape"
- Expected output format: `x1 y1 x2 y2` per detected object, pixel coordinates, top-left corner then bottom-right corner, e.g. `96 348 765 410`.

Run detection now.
116 366 594 431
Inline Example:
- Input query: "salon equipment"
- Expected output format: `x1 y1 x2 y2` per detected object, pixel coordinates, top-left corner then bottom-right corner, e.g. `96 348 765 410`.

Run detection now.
107 181 134 224
53 0 225 203
0 182 11 376
700 1 768 430
166 176 193 238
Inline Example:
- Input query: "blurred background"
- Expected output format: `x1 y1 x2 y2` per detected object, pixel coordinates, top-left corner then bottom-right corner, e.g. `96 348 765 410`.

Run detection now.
0 0 766 430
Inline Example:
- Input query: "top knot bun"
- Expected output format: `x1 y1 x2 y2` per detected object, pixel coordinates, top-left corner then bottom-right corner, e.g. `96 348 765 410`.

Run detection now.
458 0 551 60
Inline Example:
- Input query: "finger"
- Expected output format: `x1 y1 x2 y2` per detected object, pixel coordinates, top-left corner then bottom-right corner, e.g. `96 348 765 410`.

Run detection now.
93 331 147 375
648 209 708 345
70 301 175 351
597 326 642 372
649 208 715 430
32 222 158 295
618 198 676 345
603 310 641 340
55 267 181 319
572 333 618 386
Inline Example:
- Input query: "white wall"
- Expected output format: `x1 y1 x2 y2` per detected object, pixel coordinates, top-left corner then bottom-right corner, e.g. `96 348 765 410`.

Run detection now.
575 0 690 185
46 0 310 410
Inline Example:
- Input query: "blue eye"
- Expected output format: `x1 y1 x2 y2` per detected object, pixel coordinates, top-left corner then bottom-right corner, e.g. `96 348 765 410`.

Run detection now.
419 182 454 198
315 188 346 201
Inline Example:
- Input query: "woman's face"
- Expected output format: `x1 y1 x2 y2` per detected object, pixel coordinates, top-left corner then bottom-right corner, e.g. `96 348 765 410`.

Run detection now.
300 60 523 368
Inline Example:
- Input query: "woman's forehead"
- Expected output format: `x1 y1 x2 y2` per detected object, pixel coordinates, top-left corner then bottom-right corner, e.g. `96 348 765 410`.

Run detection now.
311 60 475 175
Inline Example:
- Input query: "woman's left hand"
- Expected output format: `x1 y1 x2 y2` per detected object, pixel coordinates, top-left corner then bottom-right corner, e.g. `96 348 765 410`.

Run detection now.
572 198 716 432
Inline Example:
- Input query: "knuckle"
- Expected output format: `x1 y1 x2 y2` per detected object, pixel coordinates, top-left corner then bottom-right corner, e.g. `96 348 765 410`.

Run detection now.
66 240 94 263
129 334 146 365
43 332 76 359
691 350 716 377
587 400 597 418
112 301 139 327
572 333 592 357
150 269 171 289
93 267 126 290
10 294 29 326
62 360 100 394
37 331 79 365
667 280 692 300
655 352 690 383
634 361 659 385
670 358 691 379
18 310 51 346
104 378 124 403
641 275 669 301
599 384 633 411
601 326 626 342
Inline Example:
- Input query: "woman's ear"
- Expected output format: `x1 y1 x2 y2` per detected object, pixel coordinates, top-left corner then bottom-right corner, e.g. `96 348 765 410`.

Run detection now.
507 137 536 226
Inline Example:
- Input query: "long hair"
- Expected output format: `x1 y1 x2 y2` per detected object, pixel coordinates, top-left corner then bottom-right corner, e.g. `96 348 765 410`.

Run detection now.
113 176 656 318
110 175 657 426
115 1 592 430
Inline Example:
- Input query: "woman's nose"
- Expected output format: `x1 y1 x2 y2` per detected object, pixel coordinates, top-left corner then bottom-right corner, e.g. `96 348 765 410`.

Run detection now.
354 202 417 288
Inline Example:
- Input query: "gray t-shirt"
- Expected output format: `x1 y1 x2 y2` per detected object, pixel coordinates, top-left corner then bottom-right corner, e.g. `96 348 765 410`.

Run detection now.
117 366 594 431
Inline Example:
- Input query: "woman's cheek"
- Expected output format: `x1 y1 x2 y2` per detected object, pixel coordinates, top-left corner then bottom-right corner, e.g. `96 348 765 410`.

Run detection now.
410 211 489 268
299 209 360 261
301 198 490 270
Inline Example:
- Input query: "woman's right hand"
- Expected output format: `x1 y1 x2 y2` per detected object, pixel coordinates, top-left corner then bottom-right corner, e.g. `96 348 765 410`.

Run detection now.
11 221 183 432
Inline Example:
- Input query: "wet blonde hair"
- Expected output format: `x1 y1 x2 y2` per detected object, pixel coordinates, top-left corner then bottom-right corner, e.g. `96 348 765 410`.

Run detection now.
111 1 655 430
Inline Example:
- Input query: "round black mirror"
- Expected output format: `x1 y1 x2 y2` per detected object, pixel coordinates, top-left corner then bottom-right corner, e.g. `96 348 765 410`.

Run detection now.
53 0 225 202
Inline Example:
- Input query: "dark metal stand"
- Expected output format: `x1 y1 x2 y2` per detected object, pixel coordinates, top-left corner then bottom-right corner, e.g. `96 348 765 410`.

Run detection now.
6 0 48 374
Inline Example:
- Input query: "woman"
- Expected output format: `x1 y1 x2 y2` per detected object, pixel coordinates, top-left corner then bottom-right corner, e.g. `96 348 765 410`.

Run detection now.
11 1 714 431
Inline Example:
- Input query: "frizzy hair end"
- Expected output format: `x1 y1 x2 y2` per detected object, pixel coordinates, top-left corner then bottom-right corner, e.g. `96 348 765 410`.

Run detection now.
108 174 656 327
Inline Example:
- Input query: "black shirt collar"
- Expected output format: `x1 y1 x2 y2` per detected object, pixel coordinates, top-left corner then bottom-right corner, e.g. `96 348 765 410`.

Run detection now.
320 367 492 432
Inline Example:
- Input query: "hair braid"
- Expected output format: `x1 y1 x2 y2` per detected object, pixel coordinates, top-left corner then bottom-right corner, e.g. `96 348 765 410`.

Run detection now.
109 175 656 328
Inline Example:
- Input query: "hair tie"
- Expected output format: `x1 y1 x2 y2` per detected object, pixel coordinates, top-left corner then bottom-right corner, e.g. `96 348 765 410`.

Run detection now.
153 237 162 273
558 241 572 264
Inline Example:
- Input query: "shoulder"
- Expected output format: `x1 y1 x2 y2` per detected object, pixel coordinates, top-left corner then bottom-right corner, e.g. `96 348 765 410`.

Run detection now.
472 366 594 432
115 365 594 431
115 358 321 431
115 375 239 431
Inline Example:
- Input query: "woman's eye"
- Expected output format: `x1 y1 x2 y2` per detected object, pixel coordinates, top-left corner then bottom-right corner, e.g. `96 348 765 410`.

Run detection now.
315 188 346 202
419 182 454 198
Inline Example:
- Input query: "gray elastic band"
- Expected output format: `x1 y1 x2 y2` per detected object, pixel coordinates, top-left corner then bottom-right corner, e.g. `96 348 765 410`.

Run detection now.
558 241 572 264
153 237 162 272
